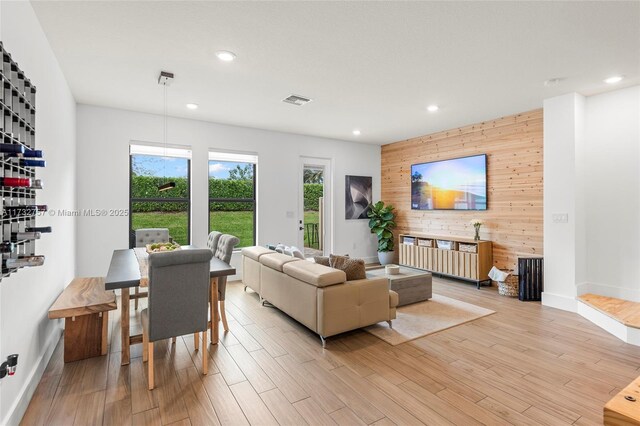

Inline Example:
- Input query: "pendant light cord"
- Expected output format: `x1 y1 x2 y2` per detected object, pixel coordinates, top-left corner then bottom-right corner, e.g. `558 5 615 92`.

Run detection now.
163 82 168 181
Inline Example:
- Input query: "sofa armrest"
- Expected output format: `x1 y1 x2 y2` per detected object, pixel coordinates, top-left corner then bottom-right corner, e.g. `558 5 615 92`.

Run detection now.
317 277 393 337
389 290 399 308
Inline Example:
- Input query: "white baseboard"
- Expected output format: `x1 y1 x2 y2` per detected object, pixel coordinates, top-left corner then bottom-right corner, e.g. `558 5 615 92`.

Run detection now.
577 300 640 347
541 291 578 312
627 327 640 346
363 256 379 265
577 281 640 302
577 301 629 343
2 326 62 426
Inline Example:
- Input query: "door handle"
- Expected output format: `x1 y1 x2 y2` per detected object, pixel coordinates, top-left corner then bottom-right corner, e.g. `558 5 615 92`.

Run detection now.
299 226 304 231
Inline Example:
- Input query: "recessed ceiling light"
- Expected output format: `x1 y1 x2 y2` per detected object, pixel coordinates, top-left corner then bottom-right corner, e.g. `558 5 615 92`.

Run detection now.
215 51 237 62
352 130 361 136
186 103 198 110
604 75 623 84
427 105 439 112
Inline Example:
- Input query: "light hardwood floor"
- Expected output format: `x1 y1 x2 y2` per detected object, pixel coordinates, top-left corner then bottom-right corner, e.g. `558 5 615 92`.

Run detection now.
21 277 640 425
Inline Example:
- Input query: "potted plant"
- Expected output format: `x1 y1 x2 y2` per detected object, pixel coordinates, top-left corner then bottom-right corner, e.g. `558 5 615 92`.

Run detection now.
367 201 397 265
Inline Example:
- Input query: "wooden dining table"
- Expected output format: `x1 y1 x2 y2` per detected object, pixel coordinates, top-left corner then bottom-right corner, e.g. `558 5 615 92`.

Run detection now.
105 247 236 365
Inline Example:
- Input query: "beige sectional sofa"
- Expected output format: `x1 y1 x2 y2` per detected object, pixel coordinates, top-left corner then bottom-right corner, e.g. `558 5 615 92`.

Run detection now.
242 246 399 346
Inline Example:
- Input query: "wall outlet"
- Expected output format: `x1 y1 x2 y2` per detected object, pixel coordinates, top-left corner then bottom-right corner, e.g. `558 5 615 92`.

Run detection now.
353 242 356 250
552 213 569 223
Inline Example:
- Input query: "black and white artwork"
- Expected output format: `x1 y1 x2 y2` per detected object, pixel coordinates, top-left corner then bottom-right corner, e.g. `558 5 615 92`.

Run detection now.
345 175 372 219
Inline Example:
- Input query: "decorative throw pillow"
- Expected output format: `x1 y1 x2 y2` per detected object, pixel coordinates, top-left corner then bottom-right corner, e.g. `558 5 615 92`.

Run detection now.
329 254 366 281
314 256 330 266
289 246 305 259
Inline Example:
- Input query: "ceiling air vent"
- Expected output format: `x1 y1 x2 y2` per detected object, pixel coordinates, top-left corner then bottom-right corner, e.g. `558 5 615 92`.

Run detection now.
282 94 312 106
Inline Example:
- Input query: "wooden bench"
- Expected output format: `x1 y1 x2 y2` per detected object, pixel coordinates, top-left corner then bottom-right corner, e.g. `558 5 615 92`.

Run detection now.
605 376 640 425
49 277 117 362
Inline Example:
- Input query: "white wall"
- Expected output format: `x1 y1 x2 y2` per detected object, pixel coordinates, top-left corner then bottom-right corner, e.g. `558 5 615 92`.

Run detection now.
542 93 585 312
543 85 640 312
76 105 380 278
582 86 640 300
0 2 77 424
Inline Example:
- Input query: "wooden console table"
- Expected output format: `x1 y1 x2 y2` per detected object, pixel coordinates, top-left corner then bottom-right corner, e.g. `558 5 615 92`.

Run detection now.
398 233 492 288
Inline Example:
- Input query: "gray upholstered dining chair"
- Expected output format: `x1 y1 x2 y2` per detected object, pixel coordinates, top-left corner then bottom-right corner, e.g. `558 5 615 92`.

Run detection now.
212 234 240 332
206 231 222 254
141 248 213 390
134 228 171 310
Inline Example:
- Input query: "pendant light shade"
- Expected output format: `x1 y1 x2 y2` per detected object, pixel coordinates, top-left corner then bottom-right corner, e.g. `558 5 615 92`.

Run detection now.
158 182 176 192
158 71 176 192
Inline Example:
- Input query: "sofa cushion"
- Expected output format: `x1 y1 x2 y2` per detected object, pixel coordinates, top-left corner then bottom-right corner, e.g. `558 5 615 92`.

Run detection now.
314 256 330 266
329 254 366 281
260 252 301 272
283 261 346 287
242 246 276 262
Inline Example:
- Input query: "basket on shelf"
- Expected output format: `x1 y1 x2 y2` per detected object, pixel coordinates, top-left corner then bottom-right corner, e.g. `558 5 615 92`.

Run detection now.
436 240 454 250
459 243 477 253
497 270 519 297
417 239 433 247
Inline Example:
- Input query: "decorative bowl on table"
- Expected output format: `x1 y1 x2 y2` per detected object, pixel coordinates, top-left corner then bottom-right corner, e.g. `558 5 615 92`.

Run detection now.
146 242 181 253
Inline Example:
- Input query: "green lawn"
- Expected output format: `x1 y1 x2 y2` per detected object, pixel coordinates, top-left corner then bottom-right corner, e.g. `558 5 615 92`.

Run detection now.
132 210 320 248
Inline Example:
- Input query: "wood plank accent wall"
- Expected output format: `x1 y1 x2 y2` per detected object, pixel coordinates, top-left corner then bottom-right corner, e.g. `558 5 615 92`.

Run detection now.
381 109 543 271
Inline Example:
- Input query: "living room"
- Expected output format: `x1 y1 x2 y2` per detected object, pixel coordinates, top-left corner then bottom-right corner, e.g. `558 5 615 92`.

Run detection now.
1 1 640 425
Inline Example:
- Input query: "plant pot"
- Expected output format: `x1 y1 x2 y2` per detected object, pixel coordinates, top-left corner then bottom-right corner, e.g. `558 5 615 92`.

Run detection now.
378 251 395 265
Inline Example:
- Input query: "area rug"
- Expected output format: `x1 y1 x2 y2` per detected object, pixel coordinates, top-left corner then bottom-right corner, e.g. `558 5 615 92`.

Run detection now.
364 294 495 345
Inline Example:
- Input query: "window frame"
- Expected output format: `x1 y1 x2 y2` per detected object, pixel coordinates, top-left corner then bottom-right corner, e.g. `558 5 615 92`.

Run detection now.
208 160 257 248
129 153 192 248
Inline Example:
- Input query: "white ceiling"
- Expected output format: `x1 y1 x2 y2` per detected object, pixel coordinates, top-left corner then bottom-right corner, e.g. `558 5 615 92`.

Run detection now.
30 1 640 145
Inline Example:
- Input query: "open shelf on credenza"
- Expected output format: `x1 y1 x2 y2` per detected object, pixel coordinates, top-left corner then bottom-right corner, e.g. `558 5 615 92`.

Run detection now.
398 233 493 288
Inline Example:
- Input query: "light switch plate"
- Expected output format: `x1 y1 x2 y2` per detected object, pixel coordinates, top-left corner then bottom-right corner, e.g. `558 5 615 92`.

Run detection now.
286 211 294 218
552 213 569 223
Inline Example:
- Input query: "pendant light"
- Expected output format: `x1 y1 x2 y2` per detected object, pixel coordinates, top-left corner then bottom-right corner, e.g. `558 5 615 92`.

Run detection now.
157 71 176 192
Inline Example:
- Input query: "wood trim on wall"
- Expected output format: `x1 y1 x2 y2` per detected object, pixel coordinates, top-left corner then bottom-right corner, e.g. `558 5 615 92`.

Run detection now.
381 109 543 271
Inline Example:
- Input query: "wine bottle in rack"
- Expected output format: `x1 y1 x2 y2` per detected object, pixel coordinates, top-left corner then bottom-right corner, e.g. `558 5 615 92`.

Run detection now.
0 177 31 187
5 149 43 158
11 231 41 241
3 205 47 217
3 255 45 269
0 242 14 253
21 149 42 158
18 159 45 167
25 226 51 233
0 143 25 155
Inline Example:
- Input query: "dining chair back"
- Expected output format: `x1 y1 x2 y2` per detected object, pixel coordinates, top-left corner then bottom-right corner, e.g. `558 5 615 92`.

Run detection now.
213 234 240 332
135 228 170 247
214 234 239 265
207 231 223 253
133 228 171 310
147 249 212 341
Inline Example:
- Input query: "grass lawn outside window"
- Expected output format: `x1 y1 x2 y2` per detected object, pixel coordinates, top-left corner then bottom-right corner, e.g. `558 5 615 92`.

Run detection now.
132 210 320 248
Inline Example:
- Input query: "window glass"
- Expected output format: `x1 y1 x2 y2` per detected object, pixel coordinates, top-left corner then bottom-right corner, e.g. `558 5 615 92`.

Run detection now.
130 150 190 246
209 156 256 248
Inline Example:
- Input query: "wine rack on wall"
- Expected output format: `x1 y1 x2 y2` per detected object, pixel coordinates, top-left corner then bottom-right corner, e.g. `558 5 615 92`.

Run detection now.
1 42 48 281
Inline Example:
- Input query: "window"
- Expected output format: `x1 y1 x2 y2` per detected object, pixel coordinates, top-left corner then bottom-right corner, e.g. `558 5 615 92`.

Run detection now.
130 144 191 246
209 151 257 248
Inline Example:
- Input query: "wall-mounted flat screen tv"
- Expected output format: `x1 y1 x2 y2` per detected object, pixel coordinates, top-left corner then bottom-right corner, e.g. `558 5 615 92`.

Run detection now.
411 154 487 210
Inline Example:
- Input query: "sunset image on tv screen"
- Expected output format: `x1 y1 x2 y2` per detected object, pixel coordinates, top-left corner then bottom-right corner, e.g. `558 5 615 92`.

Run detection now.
411 155 487 210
